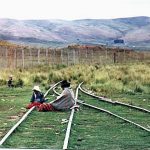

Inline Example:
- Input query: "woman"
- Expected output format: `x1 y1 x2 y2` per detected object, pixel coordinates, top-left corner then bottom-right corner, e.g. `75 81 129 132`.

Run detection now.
37 80 75 111
26 85 46 109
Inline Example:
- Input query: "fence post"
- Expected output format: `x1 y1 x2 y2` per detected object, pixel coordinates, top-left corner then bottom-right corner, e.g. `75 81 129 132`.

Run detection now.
46 48 48 64
91 49 94 64
105 48 108 61
14 48 17 68
113 52 116 63
38 48 40 64
123 49 126 62
67 50 69 66
29 47 33 67
61 49 63 64
22 48 25 68
5 47 8 68
54 49 57 64
73 49 75 64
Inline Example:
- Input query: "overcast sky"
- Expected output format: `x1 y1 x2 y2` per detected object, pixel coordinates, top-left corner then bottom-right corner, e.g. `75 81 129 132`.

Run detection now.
0 0 150 20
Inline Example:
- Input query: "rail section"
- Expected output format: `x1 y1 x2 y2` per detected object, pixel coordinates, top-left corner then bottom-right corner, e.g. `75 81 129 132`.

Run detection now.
0 81 61 148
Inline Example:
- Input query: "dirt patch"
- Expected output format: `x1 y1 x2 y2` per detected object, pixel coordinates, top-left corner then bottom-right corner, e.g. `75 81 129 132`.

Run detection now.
8 115 19 121
0 132 4 137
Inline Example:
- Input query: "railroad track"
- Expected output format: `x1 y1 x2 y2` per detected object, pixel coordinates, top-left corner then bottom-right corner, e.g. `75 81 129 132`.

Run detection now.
53 83 150 132
0 81 150 149
78 84 150 131
0 81 62 149
53 82 150 149
79 83 150 113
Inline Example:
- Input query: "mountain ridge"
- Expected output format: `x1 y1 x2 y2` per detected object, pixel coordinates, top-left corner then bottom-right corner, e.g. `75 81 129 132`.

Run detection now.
0 16 150 49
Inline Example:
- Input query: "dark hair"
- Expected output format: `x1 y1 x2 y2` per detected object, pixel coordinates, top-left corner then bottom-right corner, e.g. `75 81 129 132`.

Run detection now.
61 80 70 88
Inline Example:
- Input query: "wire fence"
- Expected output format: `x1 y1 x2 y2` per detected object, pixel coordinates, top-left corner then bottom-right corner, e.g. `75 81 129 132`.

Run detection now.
0 45 149 69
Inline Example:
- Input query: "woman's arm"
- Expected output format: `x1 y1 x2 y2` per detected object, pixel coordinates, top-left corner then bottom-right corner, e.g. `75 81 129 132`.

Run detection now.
50 94 67 104
30 94 35 102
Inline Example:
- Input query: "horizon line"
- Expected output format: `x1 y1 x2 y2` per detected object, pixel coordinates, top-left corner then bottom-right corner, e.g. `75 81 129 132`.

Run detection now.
0 15 149 21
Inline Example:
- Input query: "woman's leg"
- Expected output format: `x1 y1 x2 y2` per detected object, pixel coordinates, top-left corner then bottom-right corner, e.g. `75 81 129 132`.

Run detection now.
26 102 41 109
37 103 55 111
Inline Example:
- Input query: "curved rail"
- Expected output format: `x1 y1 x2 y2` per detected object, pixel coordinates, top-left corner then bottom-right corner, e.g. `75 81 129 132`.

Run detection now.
79 84 150 113
52 83 81 150
77 100 150 132
53 86 61 96
53 83 150 133
0 81 62 146
63 84 79 150
78 84 150 132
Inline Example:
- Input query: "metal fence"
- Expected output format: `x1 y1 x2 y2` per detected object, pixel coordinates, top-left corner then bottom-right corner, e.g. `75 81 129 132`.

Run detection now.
0 45 149 69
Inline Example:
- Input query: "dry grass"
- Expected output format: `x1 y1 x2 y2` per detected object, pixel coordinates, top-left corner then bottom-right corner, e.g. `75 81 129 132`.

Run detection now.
0 62 150 95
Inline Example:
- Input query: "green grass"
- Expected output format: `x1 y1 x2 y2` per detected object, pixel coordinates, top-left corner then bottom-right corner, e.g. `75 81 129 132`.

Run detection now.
78 91 150 129
0 86 64 149
0 87 31 139
2 111 69 149
110 92 150 110
69 106 150 150
0 62 150 149
0 85 150 149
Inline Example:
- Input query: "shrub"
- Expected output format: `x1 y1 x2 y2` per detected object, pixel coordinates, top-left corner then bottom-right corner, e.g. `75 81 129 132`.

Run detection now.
0 79 7 86
33 75 42 83
48 72 54 82
15 78 24 87
134 85 143 93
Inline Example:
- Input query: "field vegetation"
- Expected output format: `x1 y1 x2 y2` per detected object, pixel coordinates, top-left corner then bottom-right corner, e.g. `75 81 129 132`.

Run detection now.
0 62 150 149
0 62 150 95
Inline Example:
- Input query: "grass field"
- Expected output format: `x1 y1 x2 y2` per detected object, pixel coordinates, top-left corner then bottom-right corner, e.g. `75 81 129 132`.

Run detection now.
0 62 150 149
69 106 150 150
0 86 149 149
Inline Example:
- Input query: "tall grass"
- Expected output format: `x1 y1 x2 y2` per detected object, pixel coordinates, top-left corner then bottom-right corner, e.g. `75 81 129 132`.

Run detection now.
0 63 150 95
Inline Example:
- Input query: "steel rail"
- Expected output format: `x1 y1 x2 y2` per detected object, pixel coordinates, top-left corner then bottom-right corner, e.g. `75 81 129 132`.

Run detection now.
0 106 35 145
79 84 150 113
77 100 150 132
62 83 80 150
0 148 62 150
44 81 62 97
53 82 150 148
53 86 61 96
0 81 61 146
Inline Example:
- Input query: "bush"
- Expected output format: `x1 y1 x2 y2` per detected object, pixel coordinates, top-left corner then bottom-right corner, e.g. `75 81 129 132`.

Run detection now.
52 64 67 70
33 75 42 83
0 79 7 86
134 85 143 93
48 72 54 82
15 78 24 87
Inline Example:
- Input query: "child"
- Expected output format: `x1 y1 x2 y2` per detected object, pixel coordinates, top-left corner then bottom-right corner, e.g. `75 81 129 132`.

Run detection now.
26 85 46 109
37 80 75 111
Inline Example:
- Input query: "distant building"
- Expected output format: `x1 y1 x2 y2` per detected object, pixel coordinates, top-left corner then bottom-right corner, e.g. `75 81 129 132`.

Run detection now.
114 39 124 44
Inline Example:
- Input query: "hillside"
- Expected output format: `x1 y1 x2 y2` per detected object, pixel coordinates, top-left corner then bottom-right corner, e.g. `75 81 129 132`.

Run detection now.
0 16 150 49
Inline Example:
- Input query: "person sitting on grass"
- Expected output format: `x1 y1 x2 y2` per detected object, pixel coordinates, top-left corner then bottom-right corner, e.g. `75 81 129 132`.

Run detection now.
37 80 75 111
26 85 46 109
7 75 14 88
